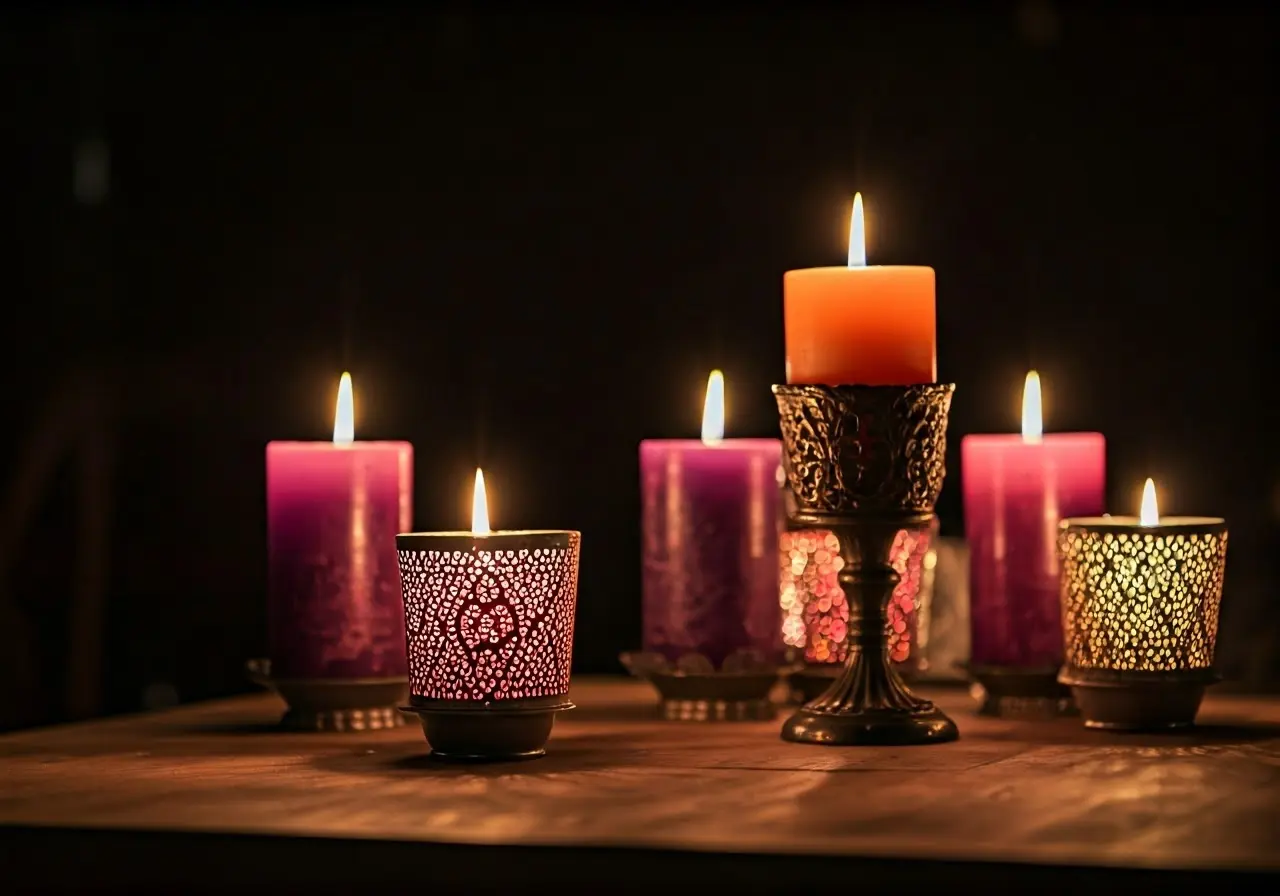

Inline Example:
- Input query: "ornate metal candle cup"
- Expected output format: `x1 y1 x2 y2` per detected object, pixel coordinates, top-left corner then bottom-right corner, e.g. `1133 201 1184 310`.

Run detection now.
395 530 581 760
774 383 959 746
1058 515 1228 730
781 524 936 703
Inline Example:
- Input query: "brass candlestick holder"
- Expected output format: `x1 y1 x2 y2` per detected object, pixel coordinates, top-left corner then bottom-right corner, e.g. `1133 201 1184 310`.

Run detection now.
774 383 959 746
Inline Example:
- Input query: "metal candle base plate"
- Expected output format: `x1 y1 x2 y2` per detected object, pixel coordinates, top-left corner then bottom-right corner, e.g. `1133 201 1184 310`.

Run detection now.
619 651 780 721
773 383 960 747
246 659 408 732
404 696 573 761
1059 666 1219 731
962 664 1077 719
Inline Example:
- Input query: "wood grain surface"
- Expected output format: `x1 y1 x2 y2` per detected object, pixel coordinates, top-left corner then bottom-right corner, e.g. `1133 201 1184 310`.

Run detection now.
2 677 1278 888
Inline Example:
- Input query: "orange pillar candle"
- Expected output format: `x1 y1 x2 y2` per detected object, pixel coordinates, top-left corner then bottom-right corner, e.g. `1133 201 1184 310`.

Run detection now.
784 193 936 385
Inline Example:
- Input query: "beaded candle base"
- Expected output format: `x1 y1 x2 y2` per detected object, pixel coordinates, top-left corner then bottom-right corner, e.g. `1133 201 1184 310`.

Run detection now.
396 530 581 760
1058 515 1228 730
774 383 959 746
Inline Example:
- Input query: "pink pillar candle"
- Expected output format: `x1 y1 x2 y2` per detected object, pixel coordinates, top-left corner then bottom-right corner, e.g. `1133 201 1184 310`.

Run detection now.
639 372 783 668
641 439 783 666
961 373 1104 669
266 375 413 680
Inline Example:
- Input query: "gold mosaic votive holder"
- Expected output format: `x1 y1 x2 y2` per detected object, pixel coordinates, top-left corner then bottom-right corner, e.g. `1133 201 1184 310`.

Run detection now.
1057 515 1228 730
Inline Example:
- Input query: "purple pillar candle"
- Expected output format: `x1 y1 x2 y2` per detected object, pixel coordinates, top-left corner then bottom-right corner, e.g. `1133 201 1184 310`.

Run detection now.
961 372 1105 669
266 373 413 680
640 371 783 668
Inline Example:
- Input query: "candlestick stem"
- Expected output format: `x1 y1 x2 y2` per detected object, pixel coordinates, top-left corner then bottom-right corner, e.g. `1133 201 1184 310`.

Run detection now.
782 516 956 744
773 383 960 746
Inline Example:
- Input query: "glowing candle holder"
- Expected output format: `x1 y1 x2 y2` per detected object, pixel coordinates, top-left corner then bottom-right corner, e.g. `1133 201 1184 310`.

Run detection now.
1058 479 1228 730
774 383 959 746
396 471 581 760
781 524 936 703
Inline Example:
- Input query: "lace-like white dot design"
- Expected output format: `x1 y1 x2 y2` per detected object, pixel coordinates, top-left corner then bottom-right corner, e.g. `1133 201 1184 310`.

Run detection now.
398 533 581 701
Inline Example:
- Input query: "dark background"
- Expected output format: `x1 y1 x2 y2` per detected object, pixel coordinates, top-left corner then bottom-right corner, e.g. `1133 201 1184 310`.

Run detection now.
1 4 1274 729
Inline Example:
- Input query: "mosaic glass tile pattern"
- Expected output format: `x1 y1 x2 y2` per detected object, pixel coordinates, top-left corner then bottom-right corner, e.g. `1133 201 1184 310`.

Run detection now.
780 527 933 666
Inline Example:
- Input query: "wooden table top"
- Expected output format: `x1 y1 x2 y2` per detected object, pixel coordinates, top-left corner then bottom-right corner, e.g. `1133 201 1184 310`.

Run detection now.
2 677 1278 890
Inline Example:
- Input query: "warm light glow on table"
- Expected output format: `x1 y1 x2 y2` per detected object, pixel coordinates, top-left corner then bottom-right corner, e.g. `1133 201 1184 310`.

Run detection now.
784 193 936 385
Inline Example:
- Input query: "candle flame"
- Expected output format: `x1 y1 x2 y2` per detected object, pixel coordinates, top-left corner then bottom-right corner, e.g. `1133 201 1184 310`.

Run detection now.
1021 370 1043 442
1139 478 1159 527
847 192 866 268
701 370 725 445
470 468 492 536
333 372 354 444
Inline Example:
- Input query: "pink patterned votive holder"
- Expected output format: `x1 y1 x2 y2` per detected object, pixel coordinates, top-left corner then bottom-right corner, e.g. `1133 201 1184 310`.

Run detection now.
395 529 581 760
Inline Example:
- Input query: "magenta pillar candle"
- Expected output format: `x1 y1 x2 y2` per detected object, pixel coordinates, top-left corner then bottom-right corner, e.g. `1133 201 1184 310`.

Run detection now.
640 437 783 667
961 430 1105 669
266 433 413 681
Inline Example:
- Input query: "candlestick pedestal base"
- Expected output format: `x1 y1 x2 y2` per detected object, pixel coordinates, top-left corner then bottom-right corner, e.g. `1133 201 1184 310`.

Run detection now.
619 651 780 721
779 517 959 746
774 383 959 747
246 659 408 732
961 664 1077 719
1059 666 1219 731
403 696 574 761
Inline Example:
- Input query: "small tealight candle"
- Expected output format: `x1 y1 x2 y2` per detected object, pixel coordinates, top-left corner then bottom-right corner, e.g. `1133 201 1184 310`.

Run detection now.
1058 479 1229 730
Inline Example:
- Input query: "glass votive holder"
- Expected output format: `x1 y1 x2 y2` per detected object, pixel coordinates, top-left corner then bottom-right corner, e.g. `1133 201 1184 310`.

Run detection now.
1058 516 1228 730
395 529 581 760
781 523 936 702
